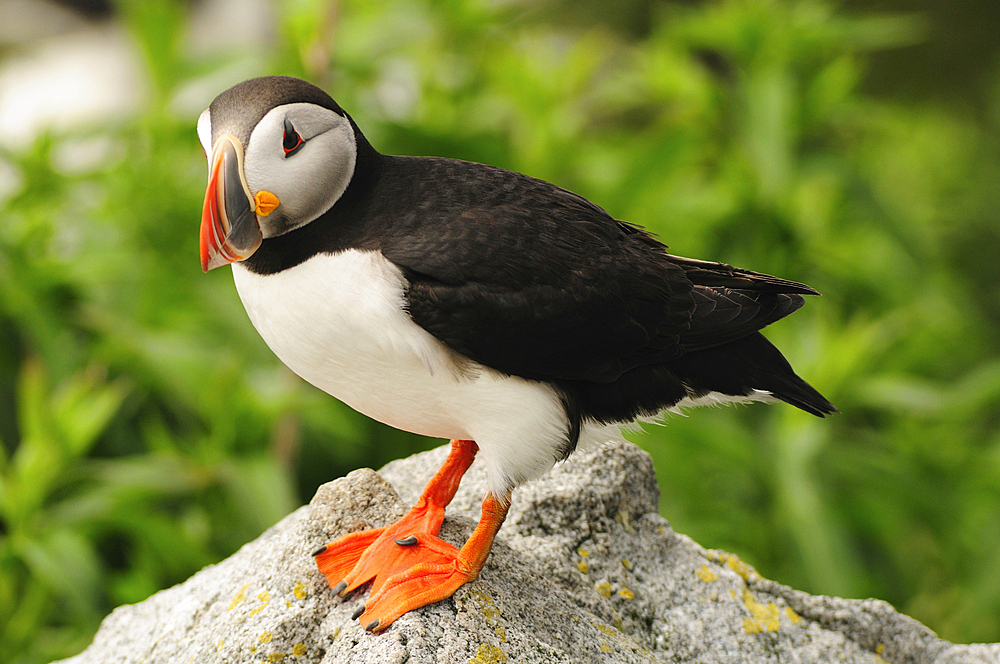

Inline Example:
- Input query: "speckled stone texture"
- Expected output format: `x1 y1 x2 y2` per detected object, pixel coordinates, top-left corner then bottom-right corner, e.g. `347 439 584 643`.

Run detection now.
59 442 999 664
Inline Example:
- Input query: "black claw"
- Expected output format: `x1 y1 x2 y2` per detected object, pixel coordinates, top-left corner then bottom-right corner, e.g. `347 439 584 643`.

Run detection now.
365 619 380 631
351 605 366 620
311 544 328 557
394 535 418 546
331 581 347 596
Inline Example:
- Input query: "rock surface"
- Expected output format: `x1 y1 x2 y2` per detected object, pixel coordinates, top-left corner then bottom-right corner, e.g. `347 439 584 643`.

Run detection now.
60 442 999 664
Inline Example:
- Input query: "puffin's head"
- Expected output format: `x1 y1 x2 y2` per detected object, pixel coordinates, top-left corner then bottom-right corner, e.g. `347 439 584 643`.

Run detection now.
197 76 358 271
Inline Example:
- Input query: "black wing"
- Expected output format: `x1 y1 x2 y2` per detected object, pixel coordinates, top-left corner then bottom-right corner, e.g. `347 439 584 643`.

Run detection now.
379 159 817 386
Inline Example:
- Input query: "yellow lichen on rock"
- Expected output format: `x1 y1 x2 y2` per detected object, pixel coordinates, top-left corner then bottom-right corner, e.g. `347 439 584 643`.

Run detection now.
469 588 501 625
725 555 755 581
596 623 618 637
595 581 613 598
741 590 781 634
250 589 270 617
470 643 507 663
696 565 719 583
705 551 759 582
467 587 507 642
228 584 250 611
594 622 618 652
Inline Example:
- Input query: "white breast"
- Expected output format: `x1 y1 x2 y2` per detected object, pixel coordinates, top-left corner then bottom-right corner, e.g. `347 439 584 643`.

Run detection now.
231 250 606 496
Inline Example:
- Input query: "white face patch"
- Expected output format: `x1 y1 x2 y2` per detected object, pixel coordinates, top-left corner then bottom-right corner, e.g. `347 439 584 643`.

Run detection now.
196 109 212 161
242 103 357 238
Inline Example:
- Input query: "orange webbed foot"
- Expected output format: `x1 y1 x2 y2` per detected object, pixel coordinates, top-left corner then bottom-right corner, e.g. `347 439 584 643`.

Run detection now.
313 440 511 632
358 557 475 632
354 492 510 631
316 504 459 599
313 528 383 593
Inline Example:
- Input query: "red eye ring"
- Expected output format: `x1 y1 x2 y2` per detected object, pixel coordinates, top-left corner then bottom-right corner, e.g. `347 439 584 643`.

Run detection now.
282 118 305 156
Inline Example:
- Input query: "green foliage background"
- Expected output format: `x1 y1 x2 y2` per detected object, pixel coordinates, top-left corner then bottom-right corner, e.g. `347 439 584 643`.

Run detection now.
2 0 999 661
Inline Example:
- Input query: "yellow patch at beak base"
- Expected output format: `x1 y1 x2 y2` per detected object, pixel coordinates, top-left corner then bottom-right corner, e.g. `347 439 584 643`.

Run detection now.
254 190 280 216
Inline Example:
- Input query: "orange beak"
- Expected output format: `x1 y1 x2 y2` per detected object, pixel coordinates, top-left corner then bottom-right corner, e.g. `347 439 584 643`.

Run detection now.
200 134 264 271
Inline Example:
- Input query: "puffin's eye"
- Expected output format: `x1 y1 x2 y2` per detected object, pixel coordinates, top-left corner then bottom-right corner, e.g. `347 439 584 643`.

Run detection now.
282 118 305 156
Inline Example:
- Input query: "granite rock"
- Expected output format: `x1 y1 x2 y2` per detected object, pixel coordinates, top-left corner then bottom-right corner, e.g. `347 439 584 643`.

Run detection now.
59 442 999 664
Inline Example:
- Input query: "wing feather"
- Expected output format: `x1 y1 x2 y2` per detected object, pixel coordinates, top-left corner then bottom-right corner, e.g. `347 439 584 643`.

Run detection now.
374 157 817 385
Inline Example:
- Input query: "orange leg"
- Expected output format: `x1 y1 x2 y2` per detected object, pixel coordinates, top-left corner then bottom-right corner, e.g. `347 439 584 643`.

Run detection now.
314 439 510 631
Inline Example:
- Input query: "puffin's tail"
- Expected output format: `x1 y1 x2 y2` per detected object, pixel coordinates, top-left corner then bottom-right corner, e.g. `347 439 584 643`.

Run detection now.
670 332 838 418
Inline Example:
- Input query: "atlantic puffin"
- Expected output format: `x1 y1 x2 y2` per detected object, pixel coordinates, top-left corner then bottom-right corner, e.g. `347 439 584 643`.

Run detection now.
197 76 836 632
